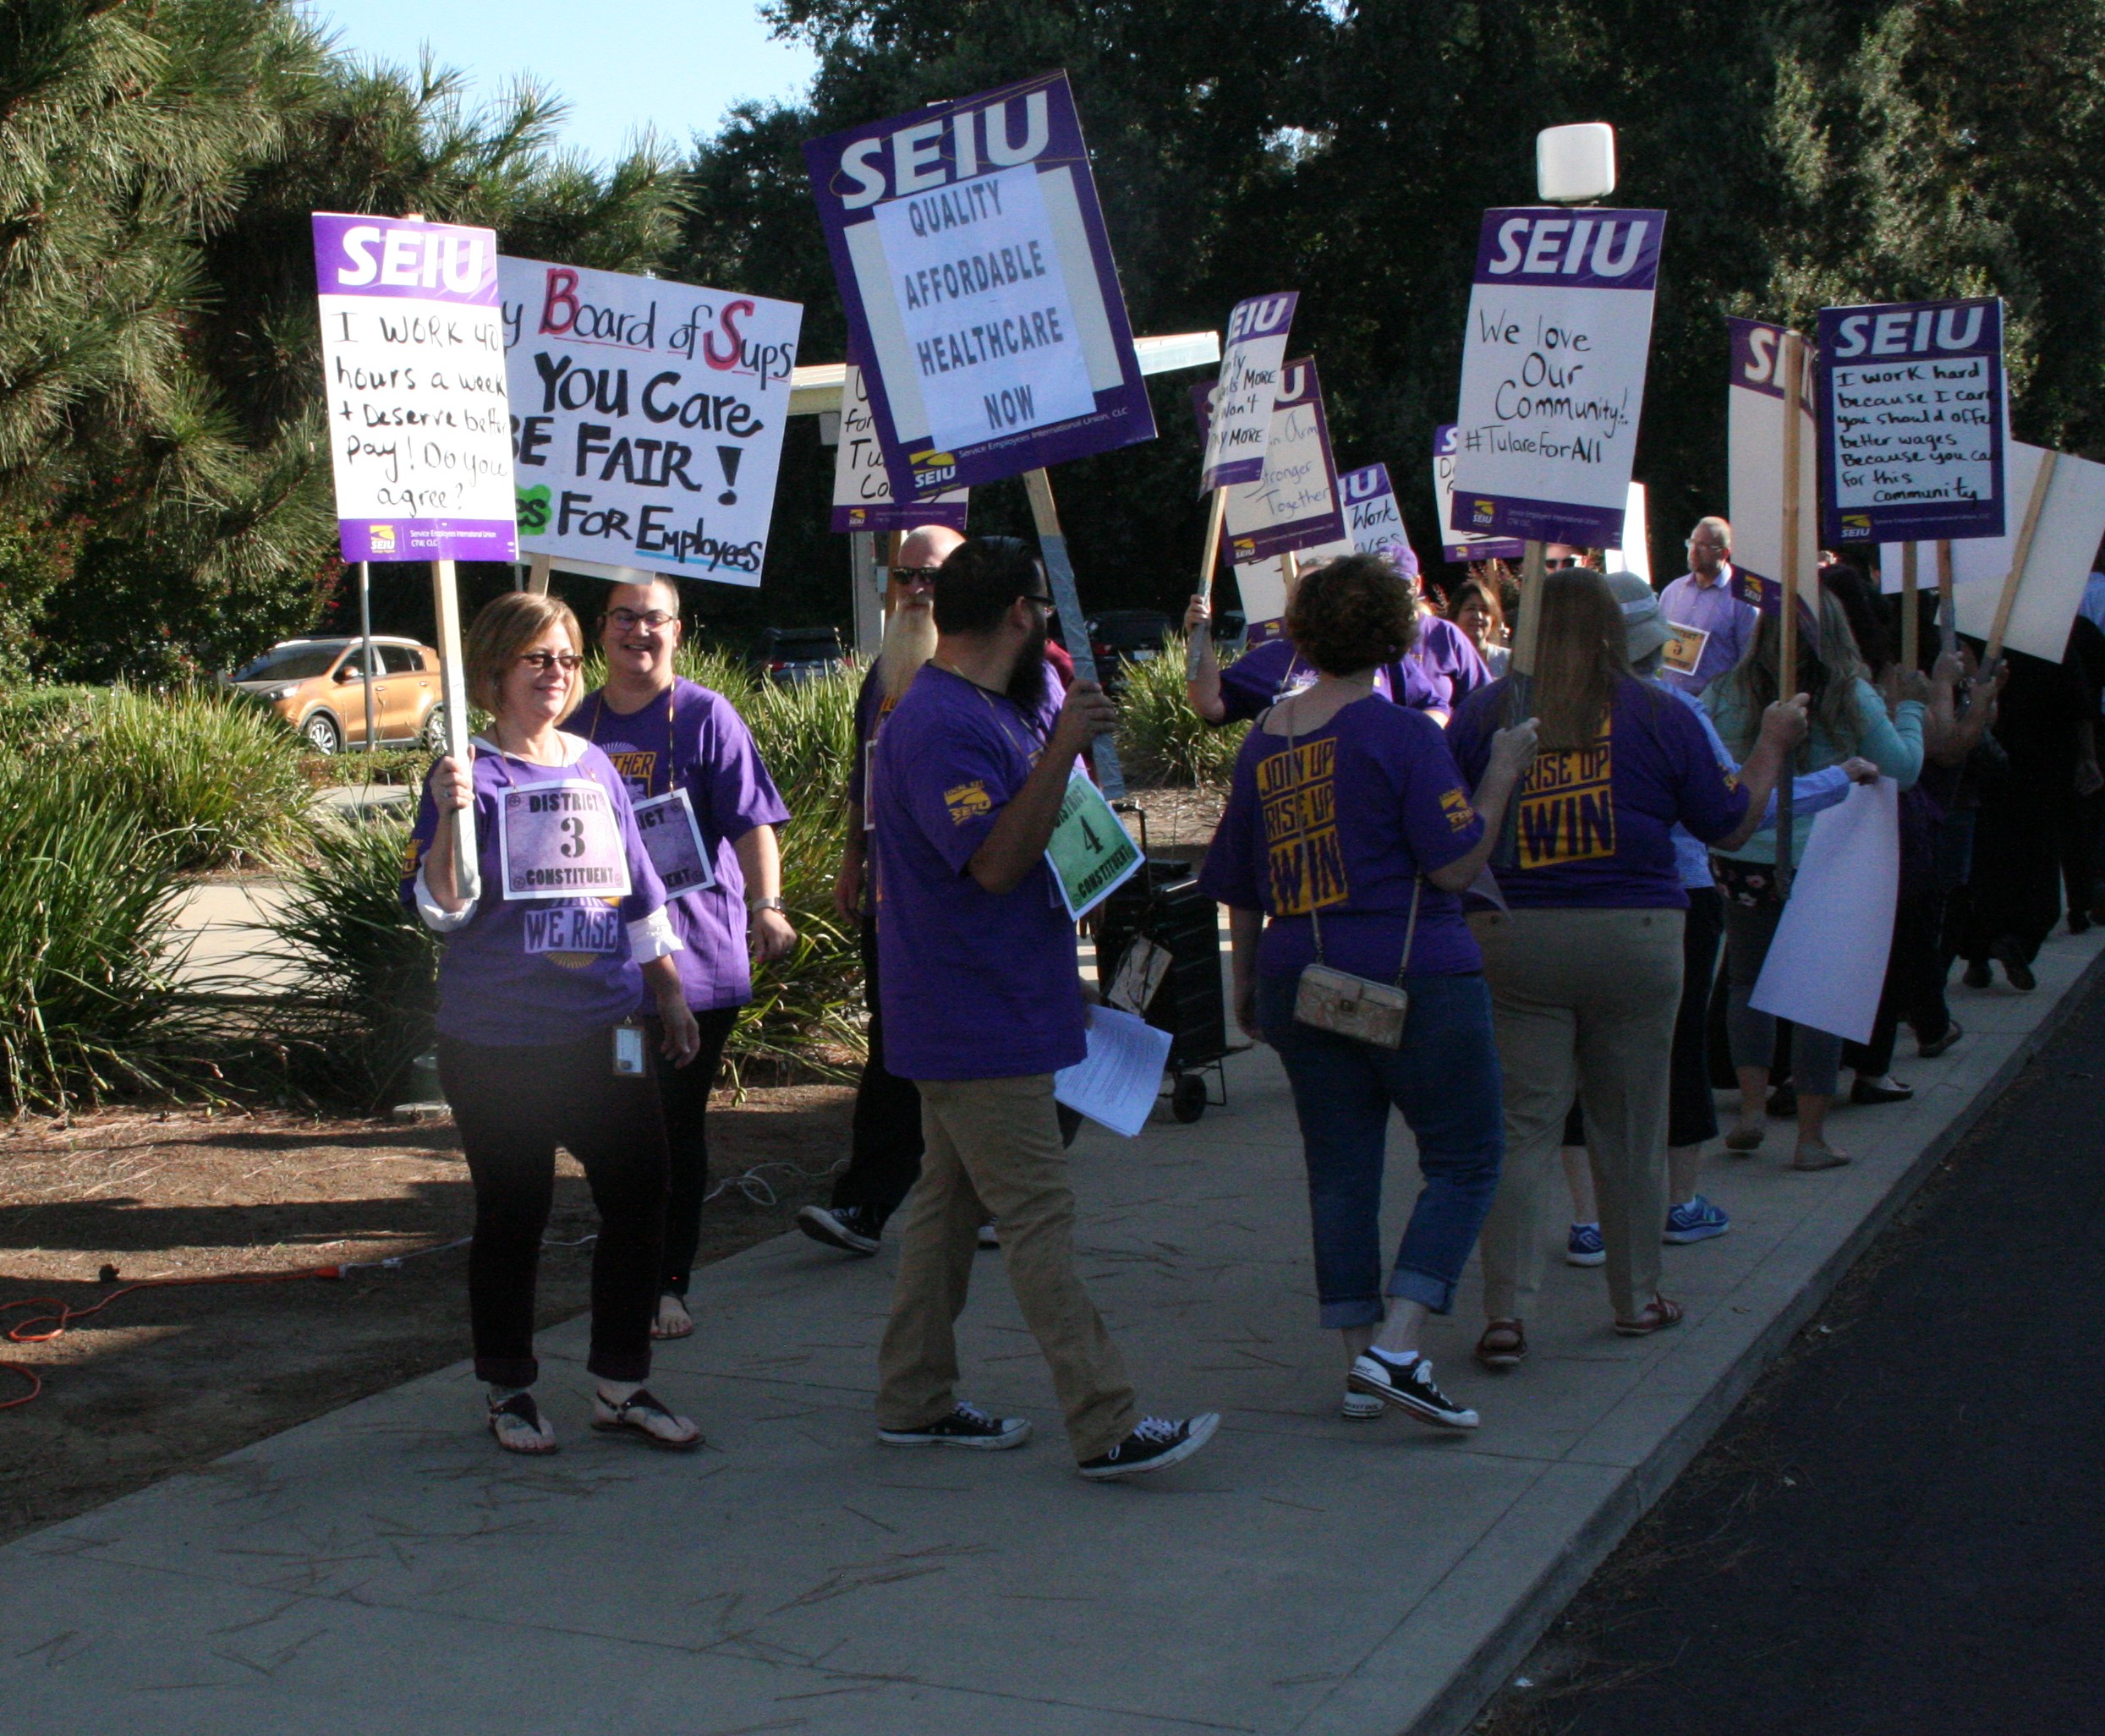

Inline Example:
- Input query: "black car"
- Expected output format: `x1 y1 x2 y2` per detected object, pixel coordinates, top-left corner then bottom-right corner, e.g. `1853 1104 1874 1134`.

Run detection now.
1086 611 1174 687
751 626 846 684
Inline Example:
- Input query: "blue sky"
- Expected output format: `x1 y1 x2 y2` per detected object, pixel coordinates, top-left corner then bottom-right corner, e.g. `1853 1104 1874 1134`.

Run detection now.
304 2 818 163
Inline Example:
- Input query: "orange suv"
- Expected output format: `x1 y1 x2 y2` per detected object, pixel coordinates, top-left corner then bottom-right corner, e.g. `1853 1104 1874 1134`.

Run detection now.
229 637 444 754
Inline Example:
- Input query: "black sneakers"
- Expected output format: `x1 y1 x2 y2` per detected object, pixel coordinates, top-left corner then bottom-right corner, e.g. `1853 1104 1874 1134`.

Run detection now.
1076 1413 1220 1481
797 1203 881 1256
1347 1349 1480 1430
878 1400 1031 1450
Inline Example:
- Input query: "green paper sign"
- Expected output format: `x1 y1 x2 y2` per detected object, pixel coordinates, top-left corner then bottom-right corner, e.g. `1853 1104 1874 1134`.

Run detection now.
1045 769 1143 921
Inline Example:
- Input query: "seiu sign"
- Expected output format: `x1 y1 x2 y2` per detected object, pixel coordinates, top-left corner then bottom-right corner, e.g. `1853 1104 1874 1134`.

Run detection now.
1824 298 1998 361
1474 207 1666 291
832 90 1052 209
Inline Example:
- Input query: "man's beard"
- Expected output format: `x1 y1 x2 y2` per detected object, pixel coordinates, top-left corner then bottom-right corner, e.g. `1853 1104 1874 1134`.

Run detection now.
879 600 938 704
1006 615 1050 710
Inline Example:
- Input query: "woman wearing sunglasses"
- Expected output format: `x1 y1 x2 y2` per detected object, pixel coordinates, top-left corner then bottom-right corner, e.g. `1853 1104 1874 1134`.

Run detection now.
406 591 704 1456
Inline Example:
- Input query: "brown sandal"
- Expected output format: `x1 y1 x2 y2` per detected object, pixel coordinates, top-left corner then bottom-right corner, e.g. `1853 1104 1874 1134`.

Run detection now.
1614 1296 1685 1337
1476 1319 1527 1369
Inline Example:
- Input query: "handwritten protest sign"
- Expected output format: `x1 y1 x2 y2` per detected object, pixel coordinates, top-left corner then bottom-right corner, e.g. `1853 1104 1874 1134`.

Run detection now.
1728 318 1820 613
1190 359 1347 567
1817 297 2004 545
1340 464 1417 572
313 214 516 562
497 258 800 586
830 359 968 532
1199 293 1297 491
1433 424 1524 563
803 72 1154 500
1448 207 1665 547
1882 441 2105 662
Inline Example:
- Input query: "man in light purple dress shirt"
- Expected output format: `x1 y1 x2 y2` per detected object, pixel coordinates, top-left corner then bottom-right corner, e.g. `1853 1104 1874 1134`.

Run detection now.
1657 517 1758 695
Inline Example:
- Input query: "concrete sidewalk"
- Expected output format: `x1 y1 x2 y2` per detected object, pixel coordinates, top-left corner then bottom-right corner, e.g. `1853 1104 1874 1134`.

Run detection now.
3 928 2097 1735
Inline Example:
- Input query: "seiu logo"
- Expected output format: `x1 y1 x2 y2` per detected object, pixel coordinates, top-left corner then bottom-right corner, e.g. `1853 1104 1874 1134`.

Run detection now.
1485 214 1652 278
834 90 1052 210
1829 304 1990 360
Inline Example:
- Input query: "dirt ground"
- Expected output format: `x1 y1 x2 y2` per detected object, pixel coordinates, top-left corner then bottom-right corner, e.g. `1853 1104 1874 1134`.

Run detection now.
0 1085 852 1546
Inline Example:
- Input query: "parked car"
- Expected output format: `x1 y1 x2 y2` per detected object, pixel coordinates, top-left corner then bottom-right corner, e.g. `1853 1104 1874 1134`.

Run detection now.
751 626 846 684
227 636 443 755
1085 610 1175 689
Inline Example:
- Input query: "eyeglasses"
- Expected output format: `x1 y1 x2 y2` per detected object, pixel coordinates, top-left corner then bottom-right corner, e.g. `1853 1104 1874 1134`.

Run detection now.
889 567 941 588
606 608 677 630
518 651 584 673
1020 591 1055 608
1543 556 1581 571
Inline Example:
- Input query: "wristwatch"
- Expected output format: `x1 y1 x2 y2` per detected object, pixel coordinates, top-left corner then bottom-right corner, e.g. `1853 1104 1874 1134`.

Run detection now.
748 895 786 914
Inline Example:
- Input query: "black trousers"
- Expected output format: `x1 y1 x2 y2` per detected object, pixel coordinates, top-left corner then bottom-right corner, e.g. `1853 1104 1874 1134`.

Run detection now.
650 1006 739 1298
831 914 925 1226
438 1029 670 1388
1843 888 1952 1076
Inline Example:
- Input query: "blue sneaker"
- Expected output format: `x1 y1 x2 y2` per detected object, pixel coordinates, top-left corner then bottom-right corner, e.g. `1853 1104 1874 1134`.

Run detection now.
1565 1222 1606 1267
1664 1196 1731 1244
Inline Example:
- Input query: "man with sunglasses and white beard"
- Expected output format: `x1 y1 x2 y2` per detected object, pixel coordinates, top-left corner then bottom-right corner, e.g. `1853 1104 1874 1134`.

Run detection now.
567 575 794 1343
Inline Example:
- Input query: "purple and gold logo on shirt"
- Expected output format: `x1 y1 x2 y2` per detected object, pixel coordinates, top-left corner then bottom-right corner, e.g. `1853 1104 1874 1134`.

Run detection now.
523 904 623 968
944 780 992 824
1516 719 1616 868
1439 787 1477 833
606 749 657 800
1255 738 1348 914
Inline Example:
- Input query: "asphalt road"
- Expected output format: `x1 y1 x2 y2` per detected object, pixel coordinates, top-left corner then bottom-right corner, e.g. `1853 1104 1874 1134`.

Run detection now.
1477 968 2105 1736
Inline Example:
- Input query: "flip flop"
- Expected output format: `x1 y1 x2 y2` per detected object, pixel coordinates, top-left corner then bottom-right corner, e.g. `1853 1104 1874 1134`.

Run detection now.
487 1390 558 1454
1724 1120 1766 1154
591 1387 703 1451
1790 1145 1850 1171
1475 1319 1527 1369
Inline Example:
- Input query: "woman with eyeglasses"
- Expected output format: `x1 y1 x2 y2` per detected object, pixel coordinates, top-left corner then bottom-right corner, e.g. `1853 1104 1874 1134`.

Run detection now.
406 590 705 1456
568 576 793 1340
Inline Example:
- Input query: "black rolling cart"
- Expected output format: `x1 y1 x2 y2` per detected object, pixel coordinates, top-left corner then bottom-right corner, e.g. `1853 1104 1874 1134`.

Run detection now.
1091 805 1249 1123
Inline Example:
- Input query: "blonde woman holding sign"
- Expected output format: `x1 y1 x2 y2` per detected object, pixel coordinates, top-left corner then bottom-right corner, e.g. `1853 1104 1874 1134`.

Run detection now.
407 591 704 1456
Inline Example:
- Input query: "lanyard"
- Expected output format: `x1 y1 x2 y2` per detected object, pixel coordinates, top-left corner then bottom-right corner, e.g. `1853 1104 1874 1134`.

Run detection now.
585 684 678 797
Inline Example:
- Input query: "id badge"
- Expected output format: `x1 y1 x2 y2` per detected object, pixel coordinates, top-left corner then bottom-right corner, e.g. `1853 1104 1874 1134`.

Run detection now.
612 1022 648 1077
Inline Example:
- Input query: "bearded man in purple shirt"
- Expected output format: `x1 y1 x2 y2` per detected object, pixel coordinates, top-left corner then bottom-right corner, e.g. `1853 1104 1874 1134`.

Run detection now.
867 537 1220 1481
1657 516 1759 695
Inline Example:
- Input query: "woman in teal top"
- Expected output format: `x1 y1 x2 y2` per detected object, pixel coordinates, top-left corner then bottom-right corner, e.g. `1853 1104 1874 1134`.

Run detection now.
1704 583 1927 1169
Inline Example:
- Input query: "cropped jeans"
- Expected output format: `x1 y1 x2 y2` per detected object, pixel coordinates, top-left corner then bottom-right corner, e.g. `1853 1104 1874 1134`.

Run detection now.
1258 972 1505 1328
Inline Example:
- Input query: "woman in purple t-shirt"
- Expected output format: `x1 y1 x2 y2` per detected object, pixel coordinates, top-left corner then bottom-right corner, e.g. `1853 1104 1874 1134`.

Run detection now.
1200 556 1536 1432
1446 572 1804 1364
408 593 704 1458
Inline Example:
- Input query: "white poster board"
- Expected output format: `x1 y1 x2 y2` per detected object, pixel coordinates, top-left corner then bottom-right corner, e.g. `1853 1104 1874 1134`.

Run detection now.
1880 441 2105 661
1448 206 1665 547
1200 293 1297 490
830 361 968 532
1603 481 1650 582
1727 318 1819 607
1750 779 1899 1043
499 257 802 586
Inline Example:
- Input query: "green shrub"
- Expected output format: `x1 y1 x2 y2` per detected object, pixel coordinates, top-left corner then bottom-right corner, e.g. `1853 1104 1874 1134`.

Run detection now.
299 746 430 789
1114 633 1247 787
0 756 193 1109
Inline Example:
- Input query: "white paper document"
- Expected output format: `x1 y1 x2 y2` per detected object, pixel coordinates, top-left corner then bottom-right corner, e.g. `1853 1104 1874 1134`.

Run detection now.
1055 1005 1173 1139
1749 778 1899 1043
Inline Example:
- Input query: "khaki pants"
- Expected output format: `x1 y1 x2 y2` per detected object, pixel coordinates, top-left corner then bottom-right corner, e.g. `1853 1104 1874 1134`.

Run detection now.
875 1075 1137 1462
1471 908 1685 1323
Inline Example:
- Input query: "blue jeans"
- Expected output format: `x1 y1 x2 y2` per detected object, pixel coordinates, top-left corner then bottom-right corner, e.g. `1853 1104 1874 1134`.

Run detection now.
1258 972 1505 1328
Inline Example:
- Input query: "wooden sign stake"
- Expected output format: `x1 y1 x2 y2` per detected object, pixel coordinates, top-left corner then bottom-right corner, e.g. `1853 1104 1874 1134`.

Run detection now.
1492 538 1548 866
1023 466 1126 798
1936 539 1956 658
429 556 480 902
1186 486 1230 679
1774 330 1806 890
1900 541 1920 673
1982 450 2058 677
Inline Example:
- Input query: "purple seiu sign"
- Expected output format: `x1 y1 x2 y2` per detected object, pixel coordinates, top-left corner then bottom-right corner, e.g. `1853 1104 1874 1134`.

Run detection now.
802 73 1155 501
311 214 518 564
1198 292 1297 492
1816 297 2004 545
1189 357 1346 565
1339 463 1418 578
1449 206 1666 550
1433 424 1526 563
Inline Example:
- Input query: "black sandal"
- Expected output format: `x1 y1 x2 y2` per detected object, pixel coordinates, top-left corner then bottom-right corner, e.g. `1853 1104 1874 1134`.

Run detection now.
487 1390 557 1454
590 1387 702 1451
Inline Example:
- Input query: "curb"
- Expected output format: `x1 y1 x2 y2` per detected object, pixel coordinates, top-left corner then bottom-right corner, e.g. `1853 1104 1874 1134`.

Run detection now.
1409 939 2105 1736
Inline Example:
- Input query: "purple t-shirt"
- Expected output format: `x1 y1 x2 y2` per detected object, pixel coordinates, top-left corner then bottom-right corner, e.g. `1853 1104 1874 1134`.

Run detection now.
1446 676 1751 910
870 664 1085 1081
1198 697 1486 982
566 680 790 1013
403 742 670 1046
1216 619 1488 724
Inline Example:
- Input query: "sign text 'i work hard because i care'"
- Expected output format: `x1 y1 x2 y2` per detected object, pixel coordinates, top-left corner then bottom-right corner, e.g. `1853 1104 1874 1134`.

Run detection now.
499 259 802 583
1816 298 2004 545
313 215 517 561
1449 207 1664 548
803 73 1154 498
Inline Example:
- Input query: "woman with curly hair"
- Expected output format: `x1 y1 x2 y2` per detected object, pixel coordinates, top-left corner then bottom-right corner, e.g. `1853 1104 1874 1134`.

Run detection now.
1201 555 1535 1431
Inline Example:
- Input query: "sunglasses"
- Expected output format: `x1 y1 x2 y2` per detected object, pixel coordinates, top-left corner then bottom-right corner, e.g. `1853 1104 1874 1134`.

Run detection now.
518 650 584 673
889 566 941 587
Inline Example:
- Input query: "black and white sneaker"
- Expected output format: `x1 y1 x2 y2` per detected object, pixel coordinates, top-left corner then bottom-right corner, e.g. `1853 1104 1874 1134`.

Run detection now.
797 1203 881 1257
878 1400 1031 1450
1347 1349 1479 1430
1076 1413 1220 1481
